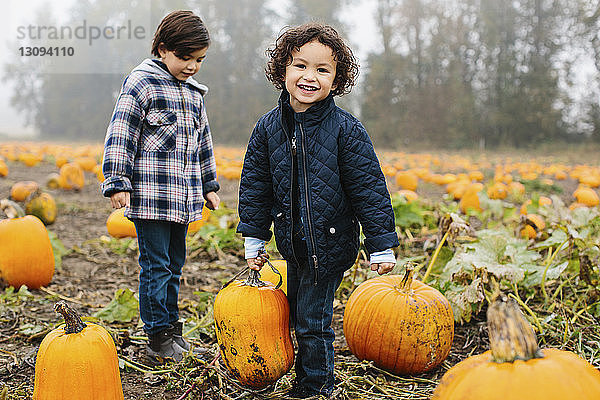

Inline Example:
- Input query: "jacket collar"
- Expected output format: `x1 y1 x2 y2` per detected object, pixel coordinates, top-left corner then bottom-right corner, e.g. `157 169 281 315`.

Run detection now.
132 58 209 95
278 90 335 126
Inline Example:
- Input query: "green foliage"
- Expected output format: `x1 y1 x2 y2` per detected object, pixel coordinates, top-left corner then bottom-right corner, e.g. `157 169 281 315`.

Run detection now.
48 230 70 271
391 195 436 230
93 288 139 323
521 179 563 195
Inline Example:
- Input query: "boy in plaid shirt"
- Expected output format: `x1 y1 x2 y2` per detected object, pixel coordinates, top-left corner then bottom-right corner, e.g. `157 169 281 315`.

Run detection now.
101 10 219 364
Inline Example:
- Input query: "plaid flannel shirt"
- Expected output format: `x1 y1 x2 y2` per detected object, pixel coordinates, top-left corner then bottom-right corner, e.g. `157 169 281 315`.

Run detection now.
101 59 219 224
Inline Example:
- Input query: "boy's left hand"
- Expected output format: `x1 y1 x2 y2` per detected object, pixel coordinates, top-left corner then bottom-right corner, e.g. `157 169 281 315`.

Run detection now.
205 191 220 210
371 262 395 275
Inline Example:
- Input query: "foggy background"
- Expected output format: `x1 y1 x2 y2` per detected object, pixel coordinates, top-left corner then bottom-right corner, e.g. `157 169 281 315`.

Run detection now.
1 0 599 150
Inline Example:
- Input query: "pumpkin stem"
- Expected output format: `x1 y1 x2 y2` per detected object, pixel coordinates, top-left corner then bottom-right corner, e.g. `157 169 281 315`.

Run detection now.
244 269 269 288
397 265 415 292
487 295 544 363
54 301 87 334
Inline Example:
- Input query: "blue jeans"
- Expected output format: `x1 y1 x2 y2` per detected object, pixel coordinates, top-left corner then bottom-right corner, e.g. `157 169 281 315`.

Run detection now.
132 219 188 335
287 256 344 396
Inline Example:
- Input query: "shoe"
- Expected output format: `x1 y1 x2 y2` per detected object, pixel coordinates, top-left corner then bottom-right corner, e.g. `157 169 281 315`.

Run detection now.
146 327 186 365
284 384 322 399
171 321 212 360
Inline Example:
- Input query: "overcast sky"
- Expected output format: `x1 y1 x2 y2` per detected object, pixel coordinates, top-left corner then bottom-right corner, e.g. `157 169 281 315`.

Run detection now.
0 0 379 137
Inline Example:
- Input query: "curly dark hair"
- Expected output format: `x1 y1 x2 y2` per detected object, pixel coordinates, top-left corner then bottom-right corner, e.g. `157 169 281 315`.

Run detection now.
151 11 210 58
265 23 359 96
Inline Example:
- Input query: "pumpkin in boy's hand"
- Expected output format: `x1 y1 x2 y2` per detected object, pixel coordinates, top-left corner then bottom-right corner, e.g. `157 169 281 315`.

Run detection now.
214 269 294 389
431 296 600 399
106 208 137 238
33 301 124 400
0 204 54 289
259 259 288 295
343 268 454 375
187 206 211 234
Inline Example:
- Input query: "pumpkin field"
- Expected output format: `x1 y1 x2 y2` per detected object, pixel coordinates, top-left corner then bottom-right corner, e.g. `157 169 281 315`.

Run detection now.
1 141 600 399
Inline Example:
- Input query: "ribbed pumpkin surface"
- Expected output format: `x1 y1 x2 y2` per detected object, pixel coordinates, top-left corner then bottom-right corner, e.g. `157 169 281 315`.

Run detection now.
343 274 454 375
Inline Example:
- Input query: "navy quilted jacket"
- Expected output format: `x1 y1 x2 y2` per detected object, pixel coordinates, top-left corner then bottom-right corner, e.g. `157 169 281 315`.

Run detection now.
237 91 399 280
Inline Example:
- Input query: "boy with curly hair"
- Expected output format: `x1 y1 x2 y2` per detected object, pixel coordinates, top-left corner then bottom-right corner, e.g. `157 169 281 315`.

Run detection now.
237 23 399 397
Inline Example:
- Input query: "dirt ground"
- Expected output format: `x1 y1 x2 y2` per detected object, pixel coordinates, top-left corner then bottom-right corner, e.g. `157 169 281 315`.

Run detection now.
0 154 584 399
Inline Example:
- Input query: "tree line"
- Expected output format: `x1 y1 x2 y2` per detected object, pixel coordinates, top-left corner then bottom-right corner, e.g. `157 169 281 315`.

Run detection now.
4 0 600 149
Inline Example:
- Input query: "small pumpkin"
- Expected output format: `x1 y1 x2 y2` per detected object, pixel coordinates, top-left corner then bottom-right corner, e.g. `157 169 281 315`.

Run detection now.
395 170 419 191
573 186 599 207
214 269 294 389
33 301 124 400
0 159 8 177
520 213 545 239
187 206 211 234
458 182 483 213
343 267 454 375
25 190 57 225
46 173 61 189
431 296 600 399
106 208 137 238
58 162 85 190
10 180 40 202
0 201 54 289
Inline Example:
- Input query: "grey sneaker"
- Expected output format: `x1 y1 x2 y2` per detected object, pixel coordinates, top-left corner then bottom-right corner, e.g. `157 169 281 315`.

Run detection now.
171 321 212 360
146 327 186 365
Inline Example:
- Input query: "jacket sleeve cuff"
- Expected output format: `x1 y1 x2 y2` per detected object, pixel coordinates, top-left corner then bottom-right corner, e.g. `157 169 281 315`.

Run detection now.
364 232 400 254
244 237 266 259
370 249 396 264
236 221 273 242
203 180 220 195
101 175 133 197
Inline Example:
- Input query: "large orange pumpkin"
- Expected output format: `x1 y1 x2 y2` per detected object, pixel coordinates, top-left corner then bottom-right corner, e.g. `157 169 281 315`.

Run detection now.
214 270 294 389
0 212 54 289
33 301 124 400
343 268 454 375
432 296 600 399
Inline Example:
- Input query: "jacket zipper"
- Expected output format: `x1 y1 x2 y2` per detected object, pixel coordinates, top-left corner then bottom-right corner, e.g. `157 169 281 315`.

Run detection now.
178 81 190 221
299 123 319 285
280 113 300 266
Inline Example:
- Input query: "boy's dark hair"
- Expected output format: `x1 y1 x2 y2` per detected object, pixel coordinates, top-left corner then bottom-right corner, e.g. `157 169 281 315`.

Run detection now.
151 11 210 58
265 23 359 96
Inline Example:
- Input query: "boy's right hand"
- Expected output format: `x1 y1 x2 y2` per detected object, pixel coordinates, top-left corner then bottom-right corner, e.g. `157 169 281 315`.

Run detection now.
247 252 269 271
110 191 130 209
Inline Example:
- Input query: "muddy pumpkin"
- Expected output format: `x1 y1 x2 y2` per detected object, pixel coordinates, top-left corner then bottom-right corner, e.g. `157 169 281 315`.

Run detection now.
343 268 454 375
214 269 294 389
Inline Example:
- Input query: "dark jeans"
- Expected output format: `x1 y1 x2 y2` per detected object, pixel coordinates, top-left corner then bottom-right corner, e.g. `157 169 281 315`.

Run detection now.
287 239 344 396
132 219 188 335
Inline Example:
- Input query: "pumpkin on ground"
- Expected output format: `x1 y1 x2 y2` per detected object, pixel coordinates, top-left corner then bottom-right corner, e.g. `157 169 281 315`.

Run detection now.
25 190 57 225
520 213 545 239
573 186 599 207
431 296 600 399
33 301 124 400
0 159 7 177
0 201 54 289
214 269 294 389
10 181 40 202
58 162 85 190
343 267 454 375
458 183 483 213
106 208 137 238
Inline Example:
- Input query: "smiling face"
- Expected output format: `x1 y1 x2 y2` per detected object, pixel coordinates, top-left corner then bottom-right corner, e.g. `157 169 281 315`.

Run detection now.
284 40 337 113
158 44 208 81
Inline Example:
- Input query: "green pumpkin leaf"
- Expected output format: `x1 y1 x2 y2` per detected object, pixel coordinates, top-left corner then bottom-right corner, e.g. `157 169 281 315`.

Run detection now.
93 288 139 323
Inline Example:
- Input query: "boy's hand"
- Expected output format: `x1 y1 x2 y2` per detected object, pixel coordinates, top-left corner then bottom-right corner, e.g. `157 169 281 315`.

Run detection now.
205 191 220 210
110 191 130 209
247 252 269 271
371 262 395 275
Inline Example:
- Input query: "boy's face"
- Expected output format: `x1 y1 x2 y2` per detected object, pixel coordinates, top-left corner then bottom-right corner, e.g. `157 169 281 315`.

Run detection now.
285 40 337 113
158 44 208 81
